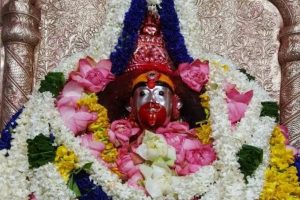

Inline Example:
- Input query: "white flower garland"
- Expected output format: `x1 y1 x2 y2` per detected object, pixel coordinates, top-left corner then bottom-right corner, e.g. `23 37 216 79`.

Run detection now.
29 164 75 200
0 1 277 199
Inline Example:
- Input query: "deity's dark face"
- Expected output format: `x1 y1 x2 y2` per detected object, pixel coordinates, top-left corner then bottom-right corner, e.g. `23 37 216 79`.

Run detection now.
131 83 174 130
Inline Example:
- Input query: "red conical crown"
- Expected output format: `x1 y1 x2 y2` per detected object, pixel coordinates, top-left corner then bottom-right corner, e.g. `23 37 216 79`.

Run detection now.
126 11 173 74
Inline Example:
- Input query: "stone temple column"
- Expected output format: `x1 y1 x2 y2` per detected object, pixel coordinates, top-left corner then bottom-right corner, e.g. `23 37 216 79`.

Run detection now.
269 0 300 147
1 0 40 128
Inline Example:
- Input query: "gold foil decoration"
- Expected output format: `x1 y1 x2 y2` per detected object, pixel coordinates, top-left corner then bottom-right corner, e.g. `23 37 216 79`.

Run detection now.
1 0 40 128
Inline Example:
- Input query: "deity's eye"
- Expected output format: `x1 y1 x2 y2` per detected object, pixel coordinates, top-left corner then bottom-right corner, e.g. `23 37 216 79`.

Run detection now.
159 91 165 96
140 91 146 97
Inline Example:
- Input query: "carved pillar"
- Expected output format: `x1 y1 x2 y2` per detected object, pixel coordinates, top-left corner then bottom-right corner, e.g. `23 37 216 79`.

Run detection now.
1 0 40 129
269 0 300 147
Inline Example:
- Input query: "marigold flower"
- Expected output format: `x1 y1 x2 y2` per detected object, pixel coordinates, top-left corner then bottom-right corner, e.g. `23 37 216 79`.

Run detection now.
54 145 78 182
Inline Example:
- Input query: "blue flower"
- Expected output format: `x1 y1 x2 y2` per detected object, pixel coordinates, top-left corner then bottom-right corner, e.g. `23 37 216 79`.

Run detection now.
0 109 23 151
74 171 111 200
158 0 193 66
110 0 148 75
294 156 300 182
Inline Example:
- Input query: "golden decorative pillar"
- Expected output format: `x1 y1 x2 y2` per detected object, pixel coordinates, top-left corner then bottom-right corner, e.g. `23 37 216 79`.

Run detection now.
1 0 40 128
269 0 300 147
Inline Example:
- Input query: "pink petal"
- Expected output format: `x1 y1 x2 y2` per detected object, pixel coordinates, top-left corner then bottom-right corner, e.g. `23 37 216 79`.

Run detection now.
70 73 94 87
56 81 83 108
127 172 144 190
80 134 105 157
95 59 112 71
61 81 84 97
183 139 201 150
227 100 248 124
78 58 93 76
59 106 97 135
224 82 253 125
178 63 190 73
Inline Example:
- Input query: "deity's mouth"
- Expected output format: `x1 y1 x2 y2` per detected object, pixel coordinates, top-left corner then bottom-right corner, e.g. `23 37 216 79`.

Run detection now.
138 102 167 128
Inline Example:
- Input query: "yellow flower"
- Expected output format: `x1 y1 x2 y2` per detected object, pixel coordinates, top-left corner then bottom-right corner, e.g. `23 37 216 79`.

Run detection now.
195 122 212 144
77 94 109 131
93 129 110 144
101 143 118 163
260 126 300 199
222 64 230 72
199 93 210 109
54 145 78 182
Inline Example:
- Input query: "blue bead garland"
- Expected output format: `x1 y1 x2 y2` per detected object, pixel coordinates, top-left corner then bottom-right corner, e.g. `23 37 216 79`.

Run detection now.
158 0 194 67
110 0 148 75
0 108 23 151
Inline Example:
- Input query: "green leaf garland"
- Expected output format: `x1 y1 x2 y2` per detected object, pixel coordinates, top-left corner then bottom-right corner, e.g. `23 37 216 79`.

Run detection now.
237 144 263 181
260 101 279 122
27 134 57 169
39 72 65 97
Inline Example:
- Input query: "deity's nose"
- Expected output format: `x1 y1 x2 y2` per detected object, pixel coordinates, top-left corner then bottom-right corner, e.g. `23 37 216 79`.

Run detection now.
149 93 157 103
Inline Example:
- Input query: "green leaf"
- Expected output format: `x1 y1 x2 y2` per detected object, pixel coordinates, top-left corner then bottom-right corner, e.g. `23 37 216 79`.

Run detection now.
27 134 56 169
67 174 81 197
82 162 93 171
260 101 279 122
238 69 255 81
74 162 93 174
237 144 263 182
39 72 65 97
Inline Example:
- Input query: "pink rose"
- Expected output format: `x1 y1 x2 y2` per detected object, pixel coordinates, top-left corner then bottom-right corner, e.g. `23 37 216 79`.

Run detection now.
175 143 216 176
59 106 97 135
127 171 144 191
224 83 253 125
157 122 216 175
80 133 105 158
178 59 209 92
116 147 138 177
56 81 84 108
108 119 140 146
69 56 115 93
156 121 192 153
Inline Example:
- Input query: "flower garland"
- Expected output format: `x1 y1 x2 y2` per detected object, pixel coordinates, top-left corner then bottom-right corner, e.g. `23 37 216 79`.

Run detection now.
158 0 193 66
2 57 299 200
110 0 148 75
1 0 300 199
260 126 300 199
0 108 23 151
